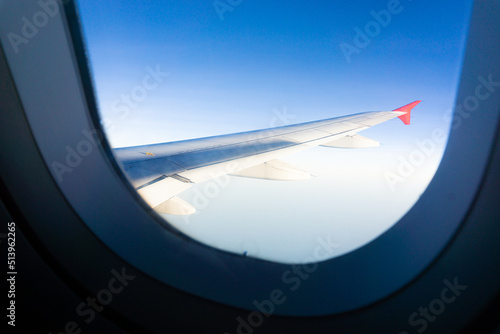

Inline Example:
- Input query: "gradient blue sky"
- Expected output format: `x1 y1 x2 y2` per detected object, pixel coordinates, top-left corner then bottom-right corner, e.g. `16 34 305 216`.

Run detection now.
77 0 472 263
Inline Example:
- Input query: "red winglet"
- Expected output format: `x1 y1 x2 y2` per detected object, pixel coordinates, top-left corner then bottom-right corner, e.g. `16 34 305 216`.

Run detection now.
393 100 422 125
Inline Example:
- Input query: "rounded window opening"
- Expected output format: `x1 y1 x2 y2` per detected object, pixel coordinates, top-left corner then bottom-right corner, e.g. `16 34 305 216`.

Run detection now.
77 0 473 264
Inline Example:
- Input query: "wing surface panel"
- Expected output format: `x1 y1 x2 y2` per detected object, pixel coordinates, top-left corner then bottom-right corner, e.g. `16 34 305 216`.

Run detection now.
113 101 421 214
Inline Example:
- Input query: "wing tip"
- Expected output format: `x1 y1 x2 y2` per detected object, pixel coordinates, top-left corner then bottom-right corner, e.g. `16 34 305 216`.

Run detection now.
394 100 422 125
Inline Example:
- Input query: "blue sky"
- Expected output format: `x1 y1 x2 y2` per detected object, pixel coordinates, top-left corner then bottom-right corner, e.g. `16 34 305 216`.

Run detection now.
77 0 473 263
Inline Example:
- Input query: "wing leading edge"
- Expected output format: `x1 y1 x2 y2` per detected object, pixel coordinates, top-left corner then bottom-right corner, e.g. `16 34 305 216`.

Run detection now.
114 100 421 214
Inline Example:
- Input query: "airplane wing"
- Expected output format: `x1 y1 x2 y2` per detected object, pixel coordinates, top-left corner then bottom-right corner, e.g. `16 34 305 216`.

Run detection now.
113 100 421 215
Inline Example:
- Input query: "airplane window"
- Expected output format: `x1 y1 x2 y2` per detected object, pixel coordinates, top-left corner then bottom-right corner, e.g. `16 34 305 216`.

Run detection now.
76 1 473 264
1 0 499 329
